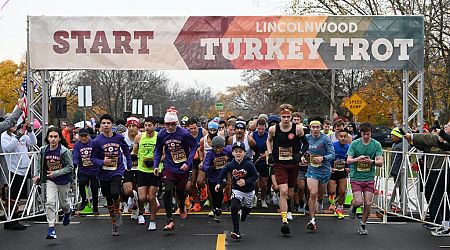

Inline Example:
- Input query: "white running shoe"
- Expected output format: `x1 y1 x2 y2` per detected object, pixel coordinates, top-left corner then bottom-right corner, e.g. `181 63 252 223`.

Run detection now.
131 208 139 219
208 210 214 217
122 203 129 213
138 215 145 225
287 212 294 221
261 200 268 208
148 221 157 231
252 195 258 208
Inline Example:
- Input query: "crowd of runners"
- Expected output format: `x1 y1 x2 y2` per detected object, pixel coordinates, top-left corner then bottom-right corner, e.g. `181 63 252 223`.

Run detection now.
3 99 449 239
24 103 391 240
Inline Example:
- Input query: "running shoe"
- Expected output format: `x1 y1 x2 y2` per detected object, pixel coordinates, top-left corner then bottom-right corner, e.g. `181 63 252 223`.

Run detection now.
191 202 202 212
115 213 123 226
358 225 368 235
200 186 208 201
423 223 440 230
307 220 317 231
208 210 214 217
203 199 211 208
78 200 87 211
261 200 268 208
297 206 306 214
230 231 242 240
252 195 258 208
122 202 129 213
287 212 293 221
62 208 72 226
329 204 336 211
163 221 175 231
131 208 139 219
138 215 145 225
431 228 450 237
336 209 345 219
213 213 221 223
46 227 57 239
112 225 120 236
281 222 290 235
148 220 157 231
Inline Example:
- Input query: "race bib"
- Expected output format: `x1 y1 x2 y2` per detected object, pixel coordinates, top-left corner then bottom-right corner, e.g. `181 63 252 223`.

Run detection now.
213 156 228 169
103 156 118 171
278 147 293 161
47 159 62 171
309 154 321 167
356 162 371 172
171 149 187 164
333 161 346 171
81 157 93 168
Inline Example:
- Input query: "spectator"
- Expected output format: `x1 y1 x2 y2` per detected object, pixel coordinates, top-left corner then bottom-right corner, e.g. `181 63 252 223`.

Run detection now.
61 121 74 149
1 120 36 230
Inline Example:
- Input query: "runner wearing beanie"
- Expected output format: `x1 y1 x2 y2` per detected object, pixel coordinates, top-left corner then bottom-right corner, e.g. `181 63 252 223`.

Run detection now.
202 136 232 222
153 111 198 231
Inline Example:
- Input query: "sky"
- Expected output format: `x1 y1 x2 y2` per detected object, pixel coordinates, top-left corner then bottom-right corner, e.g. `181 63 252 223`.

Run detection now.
0 0 290 93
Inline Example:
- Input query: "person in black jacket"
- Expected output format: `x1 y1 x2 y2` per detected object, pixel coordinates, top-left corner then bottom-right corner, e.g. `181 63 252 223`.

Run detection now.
215 141 258 240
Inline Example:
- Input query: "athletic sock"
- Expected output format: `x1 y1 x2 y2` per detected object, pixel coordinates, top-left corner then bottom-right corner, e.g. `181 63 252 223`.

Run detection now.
281 212 288 223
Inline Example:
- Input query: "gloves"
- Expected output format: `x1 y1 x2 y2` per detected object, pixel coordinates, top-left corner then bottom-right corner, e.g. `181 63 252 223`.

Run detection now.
268 153 274 164
131 154 138 162
26 125 32 133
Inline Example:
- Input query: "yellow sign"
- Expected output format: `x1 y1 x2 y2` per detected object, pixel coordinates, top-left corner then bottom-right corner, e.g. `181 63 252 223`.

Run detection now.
344 93 367 116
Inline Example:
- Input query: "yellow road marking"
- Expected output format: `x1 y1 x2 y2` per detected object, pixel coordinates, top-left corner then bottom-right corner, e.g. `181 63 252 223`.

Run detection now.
216 233 226 250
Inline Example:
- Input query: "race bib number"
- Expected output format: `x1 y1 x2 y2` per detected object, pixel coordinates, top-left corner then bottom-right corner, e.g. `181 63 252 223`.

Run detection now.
356 162 371 172
213 156 228 169
278 147 293 161
333 161 346 171
81 157 93 168
309 154 321 168
171 149 187 164
103 156 118 171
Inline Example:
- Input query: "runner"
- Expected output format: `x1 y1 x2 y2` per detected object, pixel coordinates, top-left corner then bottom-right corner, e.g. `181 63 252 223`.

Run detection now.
202 136 232 222
131 116 162 230
304 119 335 232
198 121 220 211
328 128 350 219
252 118 270 208
266 104 308 235
292 113 309 214
122 117 140 218
91 114 132 236
330 120 352 143
346 122 383 235
73 128 99 215
153 111 198 231
228 120 259 207
215 141 258 240
33 127 74 239
187 117 207 212
321 120 333 136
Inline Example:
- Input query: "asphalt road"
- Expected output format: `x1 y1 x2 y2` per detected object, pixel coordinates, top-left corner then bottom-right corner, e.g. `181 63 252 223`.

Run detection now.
1 211 448 250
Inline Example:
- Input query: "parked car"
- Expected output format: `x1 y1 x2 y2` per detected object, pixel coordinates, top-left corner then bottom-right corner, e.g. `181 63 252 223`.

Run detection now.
372 126 392 147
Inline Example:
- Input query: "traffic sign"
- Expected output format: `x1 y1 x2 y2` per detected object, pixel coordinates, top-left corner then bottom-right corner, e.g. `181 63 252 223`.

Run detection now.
215 102 224 111
344 93 367 116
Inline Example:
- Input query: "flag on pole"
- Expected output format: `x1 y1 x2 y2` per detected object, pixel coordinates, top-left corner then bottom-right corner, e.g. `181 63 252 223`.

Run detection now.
16 75 28 125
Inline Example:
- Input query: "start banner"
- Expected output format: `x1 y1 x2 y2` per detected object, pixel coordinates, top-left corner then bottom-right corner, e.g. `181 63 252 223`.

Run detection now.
29 16 424 70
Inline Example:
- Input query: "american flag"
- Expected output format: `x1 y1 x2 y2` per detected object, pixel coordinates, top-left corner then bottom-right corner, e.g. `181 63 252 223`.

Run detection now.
16 75 28 126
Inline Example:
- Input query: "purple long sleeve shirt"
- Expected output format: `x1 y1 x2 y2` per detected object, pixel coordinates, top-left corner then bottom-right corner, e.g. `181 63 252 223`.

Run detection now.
73 139 98 176
91 133 131 181
202 145 232 183
153 127 198 174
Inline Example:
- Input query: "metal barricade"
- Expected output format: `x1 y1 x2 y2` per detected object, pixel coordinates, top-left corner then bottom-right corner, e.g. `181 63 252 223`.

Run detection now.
377 150 449 228
0 151 80 224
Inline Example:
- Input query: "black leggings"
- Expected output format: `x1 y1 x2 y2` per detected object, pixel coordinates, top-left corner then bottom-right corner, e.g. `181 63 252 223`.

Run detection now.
208 181 223 211
100 176 122 206
163 180 187 221
230 198 251 233
79 175 99 210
